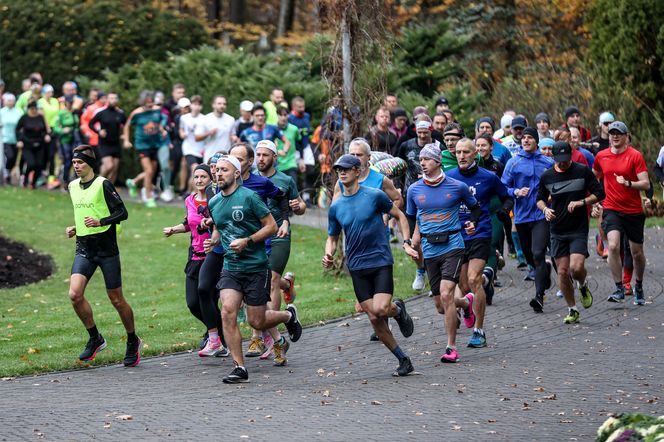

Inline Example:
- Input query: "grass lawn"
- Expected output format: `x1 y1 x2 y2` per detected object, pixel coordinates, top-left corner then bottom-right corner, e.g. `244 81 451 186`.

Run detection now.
0 187 420 377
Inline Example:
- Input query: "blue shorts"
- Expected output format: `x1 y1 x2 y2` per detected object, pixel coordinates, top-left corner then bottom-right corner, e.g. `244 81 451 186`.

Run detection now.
71 254 122 289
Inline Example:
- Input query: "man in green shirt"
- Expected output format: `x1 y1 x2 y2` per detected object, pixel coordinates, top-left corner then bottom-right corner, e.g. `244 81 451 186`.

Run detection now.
53 96 80 186
263 88 285 125
209 154 303 383
275 107 300 182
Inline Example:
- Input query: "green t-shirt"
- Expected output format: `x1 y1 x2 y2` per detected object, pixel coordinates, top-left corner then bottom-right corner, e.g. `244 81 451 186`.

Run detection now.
16 90 33 114
276 123 300 171
265 170 299 241
440 149 484 171
53 110 79 145
209 185 272 272
263 101 278 125
130 108 165 150
38 97 60 127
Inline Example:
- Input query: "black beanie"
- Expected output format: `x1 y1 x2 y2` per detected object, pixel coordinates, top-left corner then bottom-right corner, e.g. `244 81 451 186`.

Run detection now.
522 127 539 144
194 164 213 180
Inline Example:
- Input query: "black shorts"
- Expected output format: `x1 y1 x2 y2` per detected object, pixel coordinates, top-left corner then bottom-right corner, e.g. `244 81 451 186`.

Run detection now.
185 154 203 168
425 249 464 295
601 209 646 244
463 238 491 263
137 148 159 161
349 265 394 303
269 239 291 275
98 143 121 159
550 232 589 258
218 268 270 306
71 254 122 289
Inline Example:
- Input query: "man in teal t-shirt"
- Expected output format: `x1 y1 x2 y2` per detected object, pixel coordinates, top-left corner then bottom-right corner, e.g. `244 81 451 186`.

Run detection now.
275 107 300 181
208 154 303 384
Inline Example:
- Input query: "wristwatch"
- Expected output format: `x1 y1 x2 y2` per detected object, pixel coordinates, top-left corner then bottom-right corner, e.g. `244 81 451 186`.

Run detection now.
403 239 412 246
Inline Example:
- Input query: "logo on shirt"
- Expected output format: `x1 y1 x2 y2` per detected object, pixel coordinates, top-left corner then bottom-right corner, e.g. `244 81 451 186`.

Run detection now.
232 210 244 222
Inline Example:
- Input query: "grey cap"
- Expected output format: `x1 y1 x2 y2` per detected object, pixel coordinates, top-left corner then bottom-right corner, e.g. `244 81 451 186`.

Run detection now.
608 121 629 134
333 154 361 169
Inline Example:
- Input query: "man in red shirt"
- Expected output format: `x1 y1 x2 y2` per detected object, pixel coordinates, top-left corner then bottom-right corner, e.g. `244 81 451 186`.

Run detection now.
592 121 649 305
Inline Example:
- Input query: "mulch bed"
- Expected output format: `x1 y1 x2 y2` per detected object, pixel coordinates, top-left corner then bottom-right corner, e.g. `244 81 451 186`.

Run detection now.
0 236 54 289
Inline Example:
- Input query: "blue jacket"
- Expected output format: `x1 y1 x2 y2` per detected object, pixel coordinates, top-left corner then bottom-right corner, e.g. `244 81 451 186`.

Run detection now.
501 149 554 224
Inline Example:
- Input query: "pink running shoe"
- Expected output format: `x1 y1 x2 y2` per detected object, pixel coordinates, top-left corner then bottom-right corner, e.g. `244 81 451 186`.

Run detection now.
260 334 274 360
463 293 476 328
198 336 221 357
440 347 459 363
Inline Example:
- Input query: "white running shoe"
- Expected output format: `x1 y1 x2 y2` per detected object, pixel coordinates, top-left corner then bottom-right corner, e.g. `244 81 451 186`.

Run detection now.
412 272 425 291
140 187 148 203
160 186 175 202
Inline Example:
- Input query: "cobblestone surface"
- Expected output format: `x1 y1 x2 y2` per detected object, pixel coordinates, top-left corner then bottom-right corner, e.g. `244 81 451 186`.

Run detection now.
1 226 663 441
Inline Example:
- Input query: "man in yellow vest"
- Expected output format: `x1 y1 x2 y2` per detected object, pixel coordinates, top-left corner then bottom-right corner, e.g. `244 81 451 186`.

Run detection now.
66 145 141 366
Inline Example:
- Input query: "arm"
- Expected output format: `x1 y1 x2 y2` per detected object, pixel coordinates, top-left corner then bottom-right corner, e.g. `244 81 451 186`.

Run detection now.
163 223 188 237
123 109 138 148
389 205 418 259
85 180 129 228
89 111 102 135
382 176 403 209
615 171 650 191
322 235 339 268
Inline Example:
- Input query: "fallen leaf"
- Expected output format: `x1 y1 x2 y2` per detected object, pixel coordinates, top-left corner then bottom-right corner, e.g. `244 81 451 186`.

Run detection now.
27 347 40 354
103 422 111 429
371 400 382 405
116 415 133 421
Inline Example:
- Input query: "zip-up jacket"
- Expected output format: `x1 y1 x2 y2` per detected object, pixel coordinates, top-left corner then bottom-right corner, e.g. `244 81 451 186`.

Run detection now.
501 149 554 224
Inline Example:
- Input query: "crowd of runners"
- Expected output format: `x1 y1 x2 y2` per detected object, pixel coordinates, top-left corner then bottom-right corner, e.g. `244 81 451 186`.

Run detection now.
2 74 662 381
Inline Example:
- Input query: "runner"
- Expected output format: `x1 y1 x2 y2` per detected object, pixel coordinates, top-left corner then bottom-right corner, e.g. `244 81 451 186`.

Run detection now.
163 164 229 357
208 154 302 383
89 92 126 185
198 95 235 160
256 140 307 363
406 143 482 363
53 96 80 187
592 122 650 305
178 95 205 195
65 145 140 366
240 105 290 153
536 141 604 323
1 93 22 184
15 100 50 188
447 138 513 347
501 127 555 312
324 154 417 376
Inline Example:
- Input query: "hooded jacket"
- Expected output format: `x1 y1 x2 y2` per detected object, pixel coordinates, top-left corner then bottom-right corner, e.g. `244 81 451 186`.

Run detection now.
501 149 554 224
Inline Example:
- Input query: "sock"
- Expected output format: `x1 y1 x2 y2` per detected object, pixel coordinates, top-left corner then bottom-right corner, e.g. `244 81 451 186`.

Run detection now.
87 325 100 338
209 330 219 341
277 336 286 346
635 279 643 289
474 327 484 335
569 305 577 313
391 345 407 362
447 345 457 351
287 311 294 323
416 267 425 275
127 331 138 343
578 277 587 287
615 282 624 290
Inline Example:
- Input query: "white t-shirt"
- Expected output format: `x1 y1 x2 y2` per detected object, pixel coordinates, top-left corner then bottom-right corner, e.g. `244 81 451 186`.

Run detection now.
180 113 205 158
200 112 235 161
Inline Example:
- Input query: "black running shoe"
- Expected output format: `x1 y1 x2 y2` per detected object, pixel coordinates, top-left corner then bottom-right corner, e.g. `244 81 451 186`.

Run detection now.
285 304 302 342
123 337 142 367
483 267 495 306
79 334 107 361
393 299 414 338
369 332 380 341
529 294 543 313
394 357 414 377
222 365 249 384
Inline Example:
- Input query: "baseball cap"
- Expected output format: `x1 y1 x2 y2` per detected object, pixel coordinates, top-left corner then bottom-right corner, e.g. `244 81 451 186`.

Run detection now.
333 154 361 170
240 100 254 112
177 97 191 108
599 111 615 124
256 139 278 155
500 114 513 129
608 121 629 134
435 96 448 107
511 116 527 129
216 154 241 172
552 141 572 162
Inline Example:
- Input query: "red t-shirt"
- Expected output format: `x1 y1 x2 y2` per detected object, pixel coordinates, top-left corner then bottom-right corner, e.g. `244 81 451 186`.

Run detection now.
572 148 588 166
593 146 648 214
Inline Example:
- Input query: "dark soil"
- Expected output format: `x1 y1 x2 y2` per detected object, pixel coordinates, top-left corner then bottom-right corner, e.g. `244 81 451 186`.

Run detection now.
0 236 54 289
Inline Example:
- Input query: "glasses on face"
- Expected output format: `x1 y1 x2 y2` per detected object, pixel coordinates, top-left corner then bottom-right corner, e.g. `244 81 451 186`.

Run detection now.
602 122 611 126
335 167 353 174
609 132 625 137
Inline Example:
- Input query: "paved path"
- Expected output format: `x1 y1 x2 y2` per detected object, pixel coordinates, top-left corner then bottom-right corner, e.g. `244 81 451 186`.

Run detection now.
1 228 663 441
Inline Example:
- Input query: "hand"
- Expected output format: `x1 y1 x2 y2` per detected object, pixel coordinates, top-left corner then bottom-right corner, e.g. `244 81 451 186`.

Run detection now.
515 187 530 198
543 207 556 221
322 253 334 268
614 173 628 186
203 238 216 253
83 217 100 228
63 127 72 134
278 149 286 157
288 199 301 211
464 221 476 236
199 217 213 229
276 221 289 238
123 140 132 149
403 243 419 259
298 160 306 173
163 226 174 237
643 197 652 210
16 141 23 149
44 134 51 143
229 237 250 252
567 201 583 213
99 129 107 138
66 226 76 238
591 203 603 218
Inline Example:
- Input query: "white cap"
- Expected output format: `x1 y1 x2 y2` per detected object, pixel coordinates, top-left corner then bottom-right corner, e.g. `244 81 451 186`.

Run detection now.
216 154 241 172
177 97 191 108
240 100 254 112
256 139 278 154
500 114 513 129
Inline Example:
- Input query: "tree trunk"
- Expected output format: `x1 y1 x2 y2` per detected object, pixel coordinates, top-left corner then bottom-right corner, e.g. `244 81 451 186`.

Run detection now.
277 0 296 39
229 0 245 24
341 9 352 153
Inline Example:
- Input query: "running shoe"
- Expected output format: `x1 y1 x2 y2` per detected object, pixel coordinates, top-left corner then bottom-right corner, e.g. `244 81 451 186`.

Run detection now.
394 298 414 337
199 331 209 350
259 334 274 360
222 364 249 384
524 268 536 281
623 282 633 296
497 252 506 270
369 332 380 342
579 285 593 309
412 271 426 291
285 304 303 342
283 272 296 304
79 334 107 361
517 252 528 269
462 293 476 328
440 347 459 363
145 198 157 208
556 290 564 298
563 309 580 324
544 261 553 290
160 186 175 203
508 243 516 257
123 336 142 367
125 178 138 199
198 336 222 357
633 285 645 306
245 337 265 357
529 294 544 313
483 267 495 306
607 288 625 303
394 357 414 376
47 176 61 190
272 338 290 366
467 330 486 348
215 346 230 358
